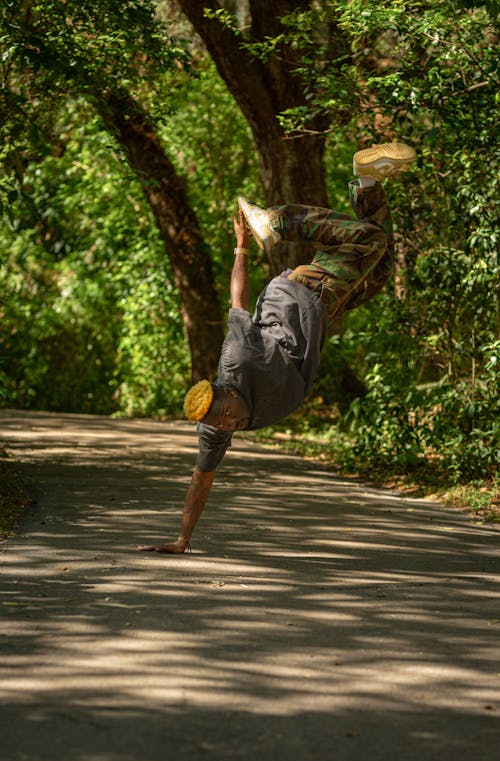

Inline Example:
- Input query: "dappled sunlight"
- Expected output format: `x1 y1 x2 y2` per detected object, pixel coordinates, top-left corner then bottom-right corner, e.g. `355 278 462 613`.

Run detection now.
1 411 499 759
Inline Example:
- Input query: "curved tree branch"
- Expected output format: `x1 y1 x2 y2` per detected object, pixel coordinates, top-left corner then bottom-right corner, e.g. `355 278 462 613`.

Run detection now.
96 89 224 381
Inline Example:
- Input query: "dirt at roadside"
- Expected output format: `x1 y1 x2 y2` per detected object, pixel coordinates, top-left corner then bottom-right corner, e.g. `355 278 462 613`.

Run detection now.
0 450 31 539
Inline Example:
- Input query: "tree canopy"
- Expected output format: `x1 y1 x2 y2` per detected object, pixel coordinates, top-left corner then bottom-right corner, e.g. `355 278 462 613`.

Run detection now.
1 0 498 490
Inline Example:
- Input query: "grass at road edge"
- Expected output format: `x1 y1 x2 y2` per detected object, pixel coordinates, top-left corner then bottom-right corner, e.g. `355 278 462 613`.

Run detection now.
0 449 31 540
246 429 499 525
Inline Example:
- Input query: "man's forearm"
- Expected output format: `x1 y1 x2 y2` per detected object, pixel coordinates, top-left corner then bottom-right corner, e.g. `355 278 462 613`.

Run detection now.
230 252 250 311
137 466 214 554
178 467 215 545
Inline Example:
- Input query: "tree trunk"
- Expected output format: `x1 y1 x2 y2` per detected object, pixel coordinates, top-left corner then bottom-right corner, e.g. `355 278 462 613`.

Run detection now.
97 91 224 383
176 0 366 405
177 0 350 273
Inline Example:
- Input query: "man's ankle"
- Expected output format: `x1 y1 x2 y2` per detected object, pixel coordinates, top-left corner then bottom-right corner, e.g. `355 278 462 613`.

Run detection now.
357 175 377 188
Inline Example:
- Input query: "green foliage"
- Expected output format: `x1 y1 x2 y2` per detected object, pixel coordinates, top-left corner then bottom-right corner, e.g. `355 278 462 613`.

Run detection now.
1 1 247 415
338 1 499 482
116 271 189 417
0 0 260 416
1 0 498 493
0 109 189 413
158 61 262 306
0 455 30 539
0 0 191 224
1 0 186 91
262 1 499 483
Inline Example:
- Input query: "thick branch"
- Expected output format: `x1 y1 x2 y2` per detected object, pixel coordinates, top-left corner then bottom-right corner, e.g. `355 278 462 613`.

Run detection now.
97 89 224 381
175 0 277 134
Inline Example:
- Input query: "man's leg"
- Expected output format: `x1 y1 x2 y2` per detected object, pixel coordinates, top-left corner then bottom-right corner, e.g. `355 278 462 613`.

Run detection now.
278 142 415 317
273 182 392 318
238 142 415 317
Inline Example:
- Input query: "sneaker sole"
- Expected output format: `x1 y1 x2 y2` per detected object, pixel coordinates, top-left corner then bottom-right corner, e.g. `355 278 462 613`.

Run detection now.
354 142 416 176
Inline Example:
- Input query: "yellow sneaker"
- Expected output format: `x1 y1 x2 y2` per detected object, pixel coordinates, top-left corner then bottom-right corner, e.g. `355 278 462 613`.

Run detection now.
353 142 417 180
237 197 281 252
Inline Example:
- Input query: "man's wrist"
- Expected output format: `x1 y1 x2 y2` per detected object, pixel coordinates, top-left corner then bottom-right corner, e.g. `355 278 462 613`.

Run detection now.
234 247 249 256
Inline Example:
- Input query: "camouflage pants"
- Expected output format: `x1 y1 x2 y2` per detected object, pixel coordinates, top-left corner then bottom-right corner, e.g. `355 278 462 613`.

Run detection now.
270 181 394 320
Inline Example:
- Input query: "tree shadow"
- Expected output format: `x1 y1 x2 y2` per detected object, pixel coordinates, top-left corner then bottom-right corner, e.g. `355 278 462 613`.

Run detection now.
1 410 499 761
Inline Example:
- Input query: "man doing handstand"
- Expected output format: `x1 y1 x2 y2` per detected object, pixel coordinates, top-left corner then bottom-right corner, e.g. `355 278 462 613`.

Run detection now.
139 142 416 554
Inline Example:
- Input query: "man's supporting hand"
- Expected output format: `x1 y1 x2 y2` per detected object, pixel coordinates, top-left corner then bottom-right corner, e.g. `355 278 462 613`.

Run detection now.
137 538 188 554
137 467 215 555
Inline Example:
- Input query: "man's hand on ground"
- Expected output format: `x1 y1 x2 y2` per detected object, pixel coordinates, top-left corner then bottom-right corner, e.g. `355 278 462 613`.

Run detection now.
137 539 188 554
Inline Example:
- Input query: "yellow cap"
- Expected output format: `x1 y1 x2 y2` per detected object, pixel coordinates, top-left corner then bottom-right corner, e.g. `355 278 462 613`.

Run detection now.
183 379 214 421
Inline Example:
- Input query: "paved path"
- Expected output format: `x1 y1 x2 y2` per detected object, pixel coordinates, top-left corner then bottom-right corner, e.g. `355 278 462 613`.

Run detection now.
1 409 499 761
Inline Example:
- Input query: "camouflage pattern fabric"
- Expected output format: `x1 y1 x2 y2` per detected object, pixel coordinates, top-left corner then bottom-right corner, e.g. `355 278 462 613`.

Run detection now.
270 181 394 322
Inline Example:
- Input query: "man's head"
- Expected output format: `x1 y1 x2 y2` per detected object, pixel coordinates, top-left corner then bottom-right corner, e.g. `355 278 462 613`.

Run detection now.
183 381 249 432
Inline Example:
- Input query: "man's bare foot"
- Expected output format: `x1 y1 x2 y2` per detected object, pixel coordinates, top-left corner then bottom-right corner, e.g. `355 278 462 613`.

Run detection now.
137 539 188 554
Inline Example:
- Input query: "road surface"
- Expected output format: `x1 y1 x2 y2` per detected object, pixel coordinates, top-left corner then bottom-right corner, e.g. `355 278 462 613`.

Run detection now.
1 409 499 760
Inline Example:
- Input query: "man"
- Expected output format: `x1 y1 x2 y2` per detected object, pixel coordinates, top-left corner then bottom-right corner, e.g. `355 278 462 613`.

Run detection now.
139 142 416 554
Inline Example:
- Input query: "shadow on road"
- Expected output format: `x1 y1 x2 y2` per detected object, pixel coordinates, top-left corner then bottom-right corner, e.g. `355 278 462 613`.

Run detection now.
1 410 499 761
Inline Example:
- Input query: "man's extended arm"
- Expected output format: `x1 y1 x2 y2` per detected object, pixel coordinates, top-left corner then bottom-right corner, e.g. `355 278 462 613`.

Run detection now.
138 467 215 553
138 209 251 555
